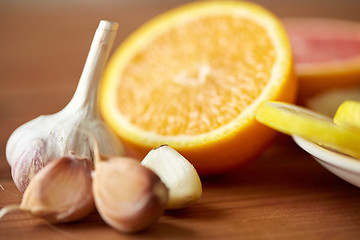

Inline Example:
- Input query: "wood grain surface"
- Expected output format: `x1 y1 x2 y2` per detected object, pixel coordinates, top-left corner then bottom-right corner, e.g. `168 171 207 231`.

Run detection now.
1 1 360 239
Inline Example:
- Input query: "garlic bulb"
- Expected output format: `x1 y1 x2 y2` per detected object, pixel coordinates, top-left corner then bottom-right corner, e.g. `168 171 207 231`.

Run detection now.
6 20 124 192
141 145 202 210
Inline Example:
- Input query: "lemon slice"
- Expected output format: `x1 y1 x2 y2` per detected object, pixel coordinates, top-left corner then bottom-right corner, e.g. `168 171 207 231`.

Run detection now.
256 100 360 159
334 100 360 133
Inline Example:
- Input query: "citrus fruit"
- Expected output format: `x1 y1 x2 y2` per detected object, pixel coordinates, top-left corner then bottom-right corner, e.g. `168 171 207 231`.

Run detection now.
256 101 360 159
305 87 360 117
283 18 360 102
334 100 360 133
99 1 297 175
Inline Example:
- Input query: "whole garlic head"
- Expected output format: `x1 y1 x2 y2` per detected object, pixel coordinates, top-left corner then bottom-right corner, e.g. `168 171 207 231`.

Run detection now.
6 20 124 192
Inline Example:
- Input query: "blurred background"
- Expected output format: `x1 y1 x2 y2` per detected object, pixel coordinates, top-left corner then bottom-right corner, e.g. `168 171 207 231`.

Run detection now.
1 0 360 175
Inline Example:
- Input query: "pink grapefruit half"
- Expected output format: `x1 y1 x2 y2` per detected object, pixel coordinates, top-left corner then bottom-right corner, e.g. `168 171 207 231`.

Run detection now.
283 18 360 102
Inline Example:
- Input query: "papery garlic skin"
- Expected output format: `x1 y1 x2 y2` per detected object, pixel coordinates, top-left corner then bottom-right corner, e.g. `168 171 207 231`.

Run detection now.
9 137 47 192
141 145 202 210
5 20 124 193
93 157 168 233
20 153 95 223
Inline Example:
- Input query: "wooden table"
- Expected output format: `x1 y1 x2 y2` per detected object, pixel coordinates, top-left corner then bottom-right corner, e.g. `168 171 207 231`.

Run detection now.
1 1 360 239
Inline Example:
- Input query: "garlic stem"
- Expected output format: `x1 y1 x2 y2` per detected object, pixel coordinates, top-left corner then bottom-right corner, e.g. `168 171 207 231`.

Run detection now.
64 20 118 116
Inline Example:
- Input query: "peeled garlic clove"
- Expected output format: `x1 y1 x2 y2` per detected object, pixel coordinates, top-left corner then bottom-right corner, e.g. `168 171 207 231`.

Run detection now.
141 145 202 210
93 157 168 233
20 153 95 223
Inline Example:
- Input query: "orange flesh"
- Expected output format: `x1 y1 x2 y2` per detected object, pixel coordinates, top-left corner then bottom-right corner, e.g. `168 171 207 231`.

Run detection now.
115 16 275 136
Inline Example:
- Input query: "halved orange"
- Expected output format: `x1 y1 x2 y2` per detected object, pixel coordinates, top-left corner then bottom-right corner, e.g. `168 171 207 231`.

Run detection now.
99 1 297 175
283 18 360 102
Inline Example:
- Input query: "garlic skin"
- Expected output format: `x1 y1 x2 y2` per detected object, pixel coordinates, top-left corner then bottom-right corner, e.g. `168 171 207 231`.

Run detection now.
93 157 168 233
20 153 95 223
6 20 124 192
141 145 202 210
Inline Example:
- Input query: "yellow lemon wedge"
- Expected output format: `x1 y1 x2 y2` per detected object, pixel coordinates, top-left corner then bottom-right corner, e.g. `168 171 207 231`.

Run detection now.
256 101 360 159
334 100 360 133
305 87 360 117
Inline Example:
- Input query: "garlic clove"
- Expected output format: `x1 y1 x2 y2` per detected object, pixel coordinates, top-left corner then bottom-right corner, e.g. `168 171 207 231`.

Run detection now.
93 157 168 233
20 153 95 223
141 145 202 210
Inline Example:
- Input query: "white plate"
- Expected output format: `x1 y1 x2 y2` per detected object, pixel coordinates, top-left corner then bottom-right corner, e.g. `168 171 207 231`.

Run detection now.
292 135 360 188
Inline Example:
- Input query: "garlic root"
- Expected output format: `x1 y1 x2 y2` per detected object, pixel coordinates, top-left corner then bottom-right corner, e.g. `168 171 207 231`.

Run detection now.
141 145 202 210
93 156 168 233
6 20 124 193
